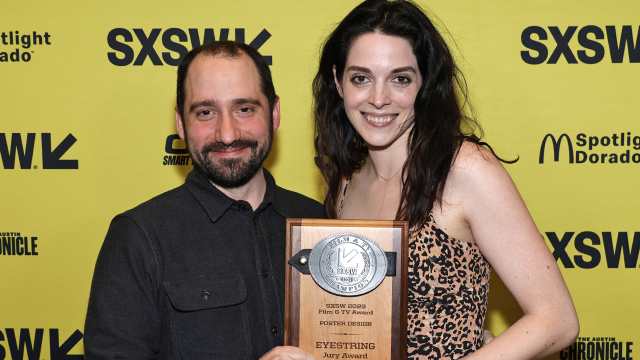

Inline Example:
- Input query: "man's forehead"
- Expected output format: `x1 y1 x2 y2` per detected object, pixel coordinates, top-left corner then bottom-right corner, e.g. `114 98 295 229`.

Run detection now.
184 53 263 101
188 53 257 82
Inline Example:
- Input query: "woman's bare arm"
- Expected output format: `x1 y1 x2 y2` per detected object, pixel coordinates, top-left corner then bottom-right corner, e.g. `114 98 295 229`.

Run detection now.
449 143 579 360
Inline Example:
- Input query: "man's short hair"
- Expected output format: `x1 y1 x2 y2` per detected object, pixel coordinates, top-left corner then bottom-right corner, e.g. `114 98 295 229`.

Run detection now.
176 41 277 120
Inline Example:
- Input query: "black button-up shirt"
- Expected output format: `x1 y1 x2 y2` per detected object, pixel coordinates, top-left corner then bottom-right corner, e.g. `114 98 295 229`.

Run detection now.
84 169 323 360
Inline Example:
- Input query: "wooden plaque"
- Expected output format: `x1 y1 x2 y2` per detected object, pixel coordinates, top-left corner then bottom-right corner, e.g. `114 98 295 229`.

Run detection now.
285 219 408 360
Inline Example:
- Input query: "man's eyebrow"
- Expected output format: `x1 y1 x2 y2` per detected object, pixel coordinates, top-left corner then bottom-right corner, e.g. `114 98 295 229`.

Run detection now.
232 98 262 108
189 98 262 114
189 99 216 114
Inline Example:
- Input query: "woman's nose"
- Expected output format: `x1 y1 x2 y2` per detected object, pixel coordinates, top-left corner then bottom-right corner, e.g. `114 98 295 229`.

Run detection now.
369 83 391 108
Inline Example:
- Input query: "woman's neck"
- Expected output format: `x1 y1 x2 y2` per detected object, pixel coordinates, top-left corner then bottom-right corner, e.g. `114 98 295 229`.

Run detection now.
366 127 411 179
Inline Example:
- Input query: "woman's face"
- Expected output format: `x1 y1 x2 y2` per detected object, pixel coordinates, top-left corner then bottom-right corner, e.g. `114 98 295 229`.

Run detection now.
335 32 422 149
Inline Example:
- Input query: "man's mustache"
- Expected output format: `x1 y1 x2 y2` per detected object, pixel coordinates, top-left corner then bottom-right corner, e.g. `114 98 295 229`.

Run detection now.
201 139 259 153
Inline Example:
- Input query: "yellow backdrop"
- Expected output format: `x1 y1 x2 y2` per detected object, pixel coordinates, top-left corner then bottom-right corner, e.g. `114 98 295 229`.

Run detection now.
1 0 638 358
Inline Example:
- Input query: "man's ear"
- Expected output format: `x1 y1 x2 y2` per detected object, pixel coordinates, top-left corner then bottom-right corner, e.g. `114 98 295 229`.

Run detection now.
272 96 281 133
333 66 344 98
175 107 186 140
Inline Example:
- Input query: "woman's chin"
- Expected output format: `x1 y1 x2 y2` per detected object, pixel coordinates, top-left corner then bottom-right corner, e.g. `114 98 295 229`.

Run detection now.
363 136 402 151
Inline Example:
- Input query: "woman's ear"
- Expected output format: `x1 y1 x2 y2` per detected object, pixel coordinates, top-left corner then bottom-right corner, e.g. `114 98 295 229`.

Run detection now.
333 66 344 98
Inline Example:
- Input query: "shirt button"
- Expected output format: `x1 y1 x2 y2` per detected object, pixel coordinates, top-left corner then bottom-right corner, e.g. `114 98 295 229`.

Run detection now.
238 204 246 211
203 291 211 300
262 270 269 277
270 326 279 334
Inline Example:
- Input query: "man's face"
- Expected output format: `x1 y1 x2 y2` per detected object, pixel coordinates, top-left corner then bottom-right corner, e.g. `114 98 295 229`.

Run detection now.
176 53 280 188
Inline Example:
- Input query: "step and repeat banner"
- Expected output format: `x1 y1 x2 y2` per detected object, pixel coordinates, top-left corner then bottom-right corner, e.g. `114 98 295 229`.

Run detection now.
1 0 637 358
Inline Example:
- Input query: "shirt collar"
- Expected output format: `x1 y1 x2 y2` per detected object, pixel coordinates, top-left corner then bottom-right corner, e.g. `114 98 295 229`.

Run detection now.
184 168 290 223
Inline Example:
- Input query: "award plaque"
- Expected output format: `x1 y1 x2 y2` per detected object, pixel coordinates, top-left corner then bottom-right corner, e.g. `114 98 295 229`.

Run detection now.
285 219 408 360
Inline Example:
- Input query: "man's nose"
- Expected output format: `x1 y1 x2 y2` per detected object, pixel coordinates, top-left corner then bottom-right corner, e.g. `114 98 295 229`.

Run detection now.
215 112 241 145
369 83 391 109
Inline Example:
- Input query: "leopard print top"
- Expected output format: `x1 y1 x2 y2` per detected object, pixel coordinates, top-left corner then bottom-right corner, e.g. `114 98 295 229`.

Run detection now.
407 214 490 359
338 179 491 360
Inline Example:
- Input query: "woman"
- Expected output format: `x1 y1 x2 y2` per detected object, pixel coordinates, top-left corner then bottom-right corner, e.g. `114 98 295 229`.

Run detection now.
313 0 579 359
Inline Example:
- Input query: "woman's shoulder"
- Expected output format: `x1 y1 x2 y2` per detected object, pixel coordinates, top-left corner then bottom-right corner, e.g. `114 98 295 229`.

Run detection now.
448 141 513 195
433 142 508 243
452 141 503 173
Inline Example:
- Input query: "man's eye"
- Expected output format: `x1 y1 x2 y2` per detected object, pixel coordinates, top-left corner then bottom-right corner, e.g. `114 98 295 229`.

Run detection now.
199 110 212 116
237 107 256 115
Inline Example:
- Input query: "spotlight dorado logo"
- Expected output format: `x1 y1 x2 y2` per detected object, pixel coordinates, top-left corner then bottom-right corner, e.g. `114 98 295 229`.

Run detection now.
539 133 640 164
0 31 52 63
107 28 272 66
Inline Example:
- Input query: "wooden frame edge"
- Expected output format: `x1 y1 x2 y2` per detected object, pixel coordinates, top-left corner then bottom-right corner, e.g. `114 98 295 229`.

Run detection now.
285 218 409 360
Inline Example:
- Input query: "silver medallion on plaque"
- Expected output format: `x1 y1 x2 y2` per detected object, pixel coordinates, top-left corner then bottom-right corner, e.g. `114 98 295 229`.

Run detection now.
308 233 387 296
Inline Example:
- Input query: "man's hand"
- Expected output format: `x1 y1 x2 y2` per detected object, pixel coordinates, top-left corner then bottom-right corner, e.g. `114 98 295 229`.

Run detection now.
260 346 319 360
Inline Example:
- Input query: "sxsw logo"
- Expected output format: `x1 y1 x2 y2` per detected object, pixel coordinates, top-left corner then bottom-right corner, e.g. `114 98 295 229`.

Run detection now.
107 28 272 66
546 231 640 269
0 328 83 360
521 25 639 64
539 133 640 164
0 133 78 169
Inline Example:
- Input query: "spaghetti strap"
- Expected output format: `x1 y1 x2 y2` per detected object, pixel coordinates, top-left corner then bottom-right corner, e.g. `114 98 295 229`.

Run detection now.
336 178 351 218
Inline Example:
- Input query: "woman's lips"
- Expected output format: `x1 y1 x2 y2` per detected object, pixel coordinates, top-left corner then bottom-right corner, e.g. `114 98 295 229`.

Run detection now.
361 112 398 127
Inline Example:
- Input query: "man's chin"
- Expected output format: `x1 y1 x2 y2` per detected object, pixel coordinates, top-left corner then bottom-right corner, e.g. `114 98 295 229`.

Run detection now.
189 139 271 189
194 161 261 189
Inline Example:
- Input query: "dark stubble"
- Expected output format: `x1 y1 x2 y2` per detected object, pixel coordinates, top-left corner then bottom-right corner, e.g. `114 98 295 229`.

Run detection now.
188 132 272 189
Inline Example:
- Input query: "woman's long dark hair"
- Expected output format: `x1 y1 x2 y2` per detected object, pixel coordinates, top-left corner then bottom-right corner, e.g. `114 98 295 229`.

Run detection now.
314 0 511 229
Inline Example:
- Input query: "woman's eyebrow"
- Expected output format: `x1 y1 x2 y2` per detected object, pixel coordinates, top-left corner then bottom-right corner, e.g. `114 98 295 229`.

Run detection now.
346 66 371 73
345 65 417 74
390 66 417 74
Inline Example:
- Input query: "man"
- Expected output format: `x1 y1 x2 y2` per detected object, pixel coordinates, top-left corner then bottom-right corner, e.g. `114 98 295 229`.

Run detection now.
84 41 322 359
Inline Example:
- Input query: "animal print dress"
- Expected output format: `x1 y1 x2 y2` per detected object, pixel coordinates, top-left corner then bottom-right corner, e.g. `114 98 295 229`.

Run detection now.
338 179 491 360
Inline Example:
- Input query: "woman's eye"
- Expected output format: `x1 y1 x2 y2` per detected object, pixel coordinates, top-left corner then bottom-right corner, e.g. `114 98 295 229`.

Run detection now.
351 75 368 84
395 76 412 84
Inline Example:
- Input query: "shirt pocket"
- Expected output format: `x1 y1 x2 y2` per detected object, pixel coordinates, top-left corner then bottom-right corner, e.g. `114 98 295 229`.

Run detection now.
164 276 251 360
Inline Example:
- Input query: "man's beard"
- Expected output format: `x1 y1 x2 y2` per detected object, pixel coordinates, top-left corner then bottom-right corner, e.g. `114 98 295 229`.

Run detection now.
189 136 272 189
